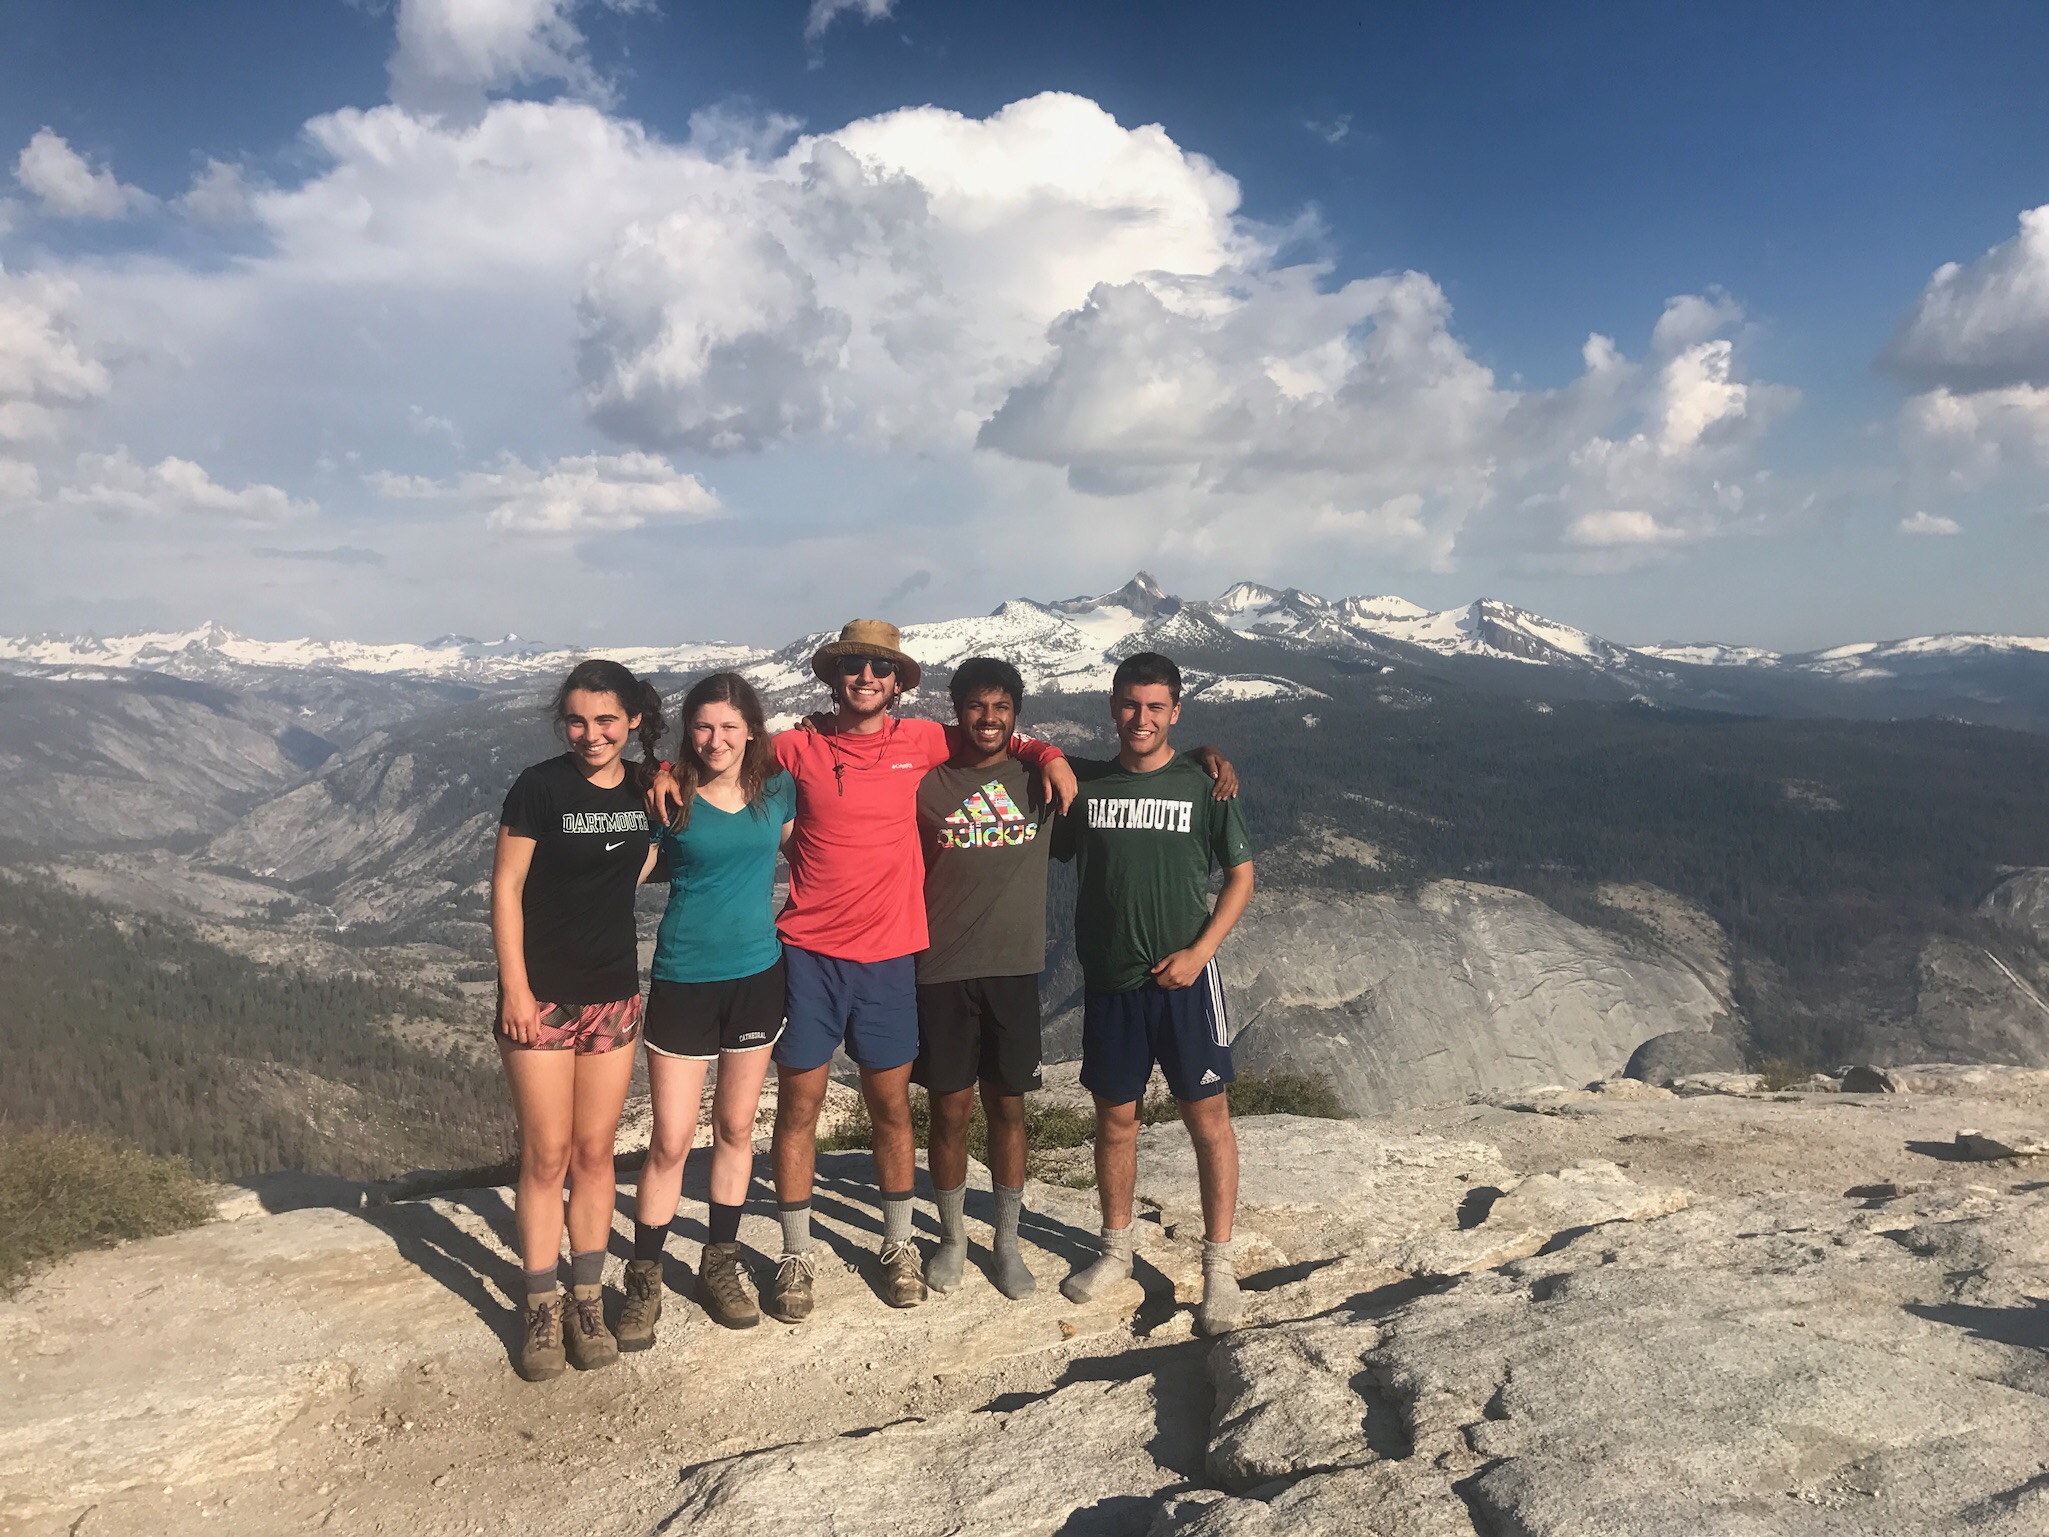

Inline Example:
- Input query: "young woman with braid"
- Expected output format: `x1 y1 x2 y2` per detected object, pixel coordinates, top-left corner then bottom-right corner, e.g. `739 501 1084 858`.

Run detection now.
615 672 794 1344
492 659 664 1383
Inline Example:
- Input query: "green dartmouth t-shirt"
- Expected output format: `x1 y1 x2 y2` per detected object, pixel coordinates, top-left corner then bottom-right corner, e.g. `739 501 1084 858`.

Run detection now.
1054 752 1252 994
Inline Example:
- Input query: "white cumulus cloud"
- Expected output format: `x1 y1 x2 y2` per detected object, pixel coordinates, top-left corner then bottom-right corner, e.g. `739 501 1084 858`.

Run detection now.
1890 206 2049 390
13 129 150 219
805 0 895 44
0 268 110 443
1892 207 2049 509
0 0 1815 638
1899 510 1962 536
375 450 722 533
178 159 255 224
0 458 39 501
62 449 314 523
388 0 641 119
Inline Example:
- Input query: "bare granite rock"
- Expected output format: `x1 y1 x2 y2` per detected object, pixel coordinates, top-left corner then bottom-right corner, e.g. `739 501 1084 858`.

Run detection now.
1131 1115 1512 1264
1195 1185 2049 1536
658 1370 1206 1537
1212 883 1732 1116
1392 1160 1691 1277
1624 1028 1749 1085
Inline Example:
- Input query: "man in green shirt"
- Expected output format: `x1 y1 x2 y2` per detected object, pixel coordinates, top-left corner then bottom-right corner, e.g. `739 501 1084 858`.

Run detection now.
1051 651 1255 1336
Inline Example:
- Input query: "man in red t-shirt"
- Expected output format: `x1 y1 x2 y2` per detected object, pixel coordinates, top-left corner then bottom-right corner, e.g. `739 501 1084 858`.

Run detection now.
653 619 1073 1323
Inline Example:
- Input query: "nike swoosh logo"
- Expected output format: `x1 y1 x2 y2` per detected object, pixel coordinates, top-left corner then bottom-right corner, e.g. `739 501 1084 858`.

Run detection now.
604 840 625 851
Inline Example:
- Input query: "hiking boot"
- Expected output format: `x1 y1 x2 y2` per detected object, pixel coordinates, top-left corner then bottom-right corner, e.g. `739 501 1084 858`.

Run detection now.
694 1241 760 1330
879 1239 927 1309
563 1282 618 1370
764 1250 817 1324
516 1292 566 1383
615 1259 663 1352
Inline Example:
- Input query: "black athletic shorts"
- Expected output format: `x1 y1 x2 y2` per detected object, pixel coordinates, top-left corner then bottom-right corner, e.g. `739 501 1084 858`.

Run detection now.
912 974 1043 1097
643 957 786 1060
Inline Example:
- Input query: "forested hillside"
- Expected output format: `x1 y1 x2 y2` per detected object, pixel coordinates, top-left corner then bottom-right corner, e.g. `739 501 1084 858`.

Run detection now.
0 878 512 1179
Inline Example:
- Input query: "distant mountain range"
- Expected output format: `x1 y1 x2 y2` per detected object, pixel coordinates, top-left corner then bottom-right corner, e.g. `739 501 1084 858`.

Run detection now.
8 572 2049 726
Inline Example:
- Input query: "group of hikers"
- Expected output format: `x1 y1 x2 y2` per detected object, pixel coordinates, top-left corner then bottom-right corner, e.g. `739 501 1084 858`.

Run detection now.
492 617 1254 1383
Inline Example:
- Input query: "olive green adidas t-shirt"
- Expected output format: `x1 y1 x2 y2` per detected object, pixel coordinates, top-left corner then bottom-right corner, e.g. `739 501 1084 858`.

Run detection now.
1052 753 1252 993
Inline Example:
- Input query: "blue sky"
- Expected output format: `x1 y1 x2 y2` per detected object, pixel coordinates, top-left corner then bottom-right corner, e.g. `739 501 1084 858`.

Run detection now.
1 0 2047 649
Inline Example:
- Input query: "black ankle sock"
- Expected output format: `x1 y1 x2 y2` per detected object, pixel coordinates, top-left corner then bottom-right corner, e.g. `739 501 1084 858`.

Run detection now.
708 1201 743 1246
633 1220 669 1263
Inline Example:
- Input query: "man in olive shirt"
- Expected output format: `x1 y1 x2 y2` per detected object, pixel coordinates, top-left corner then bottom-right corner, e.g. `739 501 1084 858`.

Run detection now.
916 656 1237 1303
914 657 1056 1299
1052 650 1255 1336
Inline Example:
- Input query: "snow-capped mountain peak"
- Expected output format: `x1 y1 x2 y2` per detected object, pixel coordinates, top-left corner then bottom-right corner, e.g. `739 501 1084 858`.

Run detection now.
7 577 2048 714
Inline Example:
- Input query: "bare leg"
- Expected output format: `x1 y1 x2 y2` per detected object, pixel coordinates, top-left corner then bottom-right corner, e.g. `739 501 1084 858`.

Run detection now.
499 1043 575 1275
635 1052 709 1229
1181 1092 1244 1335
1060 1096 1139 1303
1179 1094 1238 1243
564 1043 638 1260
772 1063 829 1206
927 1087 977 1191
708 1044 775 1207
980 1085 1027 1191
1093 1095 1140 1230
860 1062 917 1195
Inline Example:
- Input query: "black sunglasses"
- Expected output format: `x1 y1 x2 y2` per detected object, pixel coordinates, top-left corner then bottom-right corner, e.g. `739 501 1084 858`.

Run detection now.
836 655 897 678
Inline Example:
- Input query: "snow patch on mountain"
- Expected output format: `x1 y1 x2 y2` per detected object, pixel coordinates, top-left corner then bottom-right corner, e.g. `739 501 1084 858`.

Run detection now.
6 579 2049 704
0 623 763 684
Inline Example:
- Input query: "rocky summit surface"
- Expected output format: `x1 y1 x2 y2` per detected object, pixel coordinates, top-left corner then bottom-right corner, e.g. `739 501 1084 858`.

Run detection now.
7 1070 2049 1536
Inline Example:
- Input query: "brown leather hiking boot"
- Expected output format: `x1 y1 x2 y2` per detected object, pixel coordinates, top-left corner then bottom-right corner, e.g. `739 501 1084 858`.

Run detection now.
694 1241 760 1330
764 1250 817 1324
563 1283 618 1370
879 1239 927 1308
615 1259 664 1352
517 1292 566 1383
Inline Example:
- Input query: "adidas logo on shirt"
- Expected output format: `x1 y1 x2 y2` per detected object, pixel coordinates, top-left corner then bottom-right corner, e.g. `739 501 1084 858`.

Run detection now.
938 780 1038 850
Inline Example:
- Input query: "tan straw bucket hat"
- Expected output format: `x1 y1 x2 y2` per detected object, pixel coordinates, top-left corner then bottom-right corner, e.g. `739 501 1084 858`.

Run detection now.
811 618 922 690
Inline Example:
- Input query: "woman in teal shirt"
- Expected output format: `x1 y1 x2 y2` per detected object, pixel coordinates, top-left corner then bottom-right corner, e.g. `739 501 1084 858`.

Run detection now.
620 671 794 1343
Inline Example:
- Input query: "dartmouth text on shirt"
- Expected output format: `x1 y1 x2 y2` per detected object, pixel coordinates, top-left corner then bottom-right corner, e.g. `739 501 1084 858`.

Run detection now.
1085 797 1196 832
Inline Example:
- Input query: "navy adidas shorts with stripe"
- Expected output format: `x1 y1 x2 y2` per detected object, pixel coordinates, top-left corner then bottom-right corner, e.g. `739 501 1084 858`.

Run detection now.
1080 962 1235 1104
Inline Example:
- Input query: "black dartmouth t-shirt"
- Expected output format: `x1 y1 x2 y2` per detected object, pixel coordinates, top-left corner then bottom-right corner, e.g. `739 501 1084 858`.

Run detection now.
500 754 652 1005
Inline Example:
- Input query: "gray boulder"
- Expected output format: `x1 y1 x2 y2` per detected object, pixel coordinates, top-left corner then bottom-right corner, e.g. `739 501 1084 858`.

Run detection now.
1624 1028 1748 1085
1213 883 1732 1116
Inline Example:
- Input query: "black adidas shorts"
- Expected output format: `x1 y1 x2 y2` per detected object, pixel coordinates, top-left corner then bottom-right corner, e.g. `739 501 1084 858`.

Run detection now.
912 974 1043 1097
643 957 786 1060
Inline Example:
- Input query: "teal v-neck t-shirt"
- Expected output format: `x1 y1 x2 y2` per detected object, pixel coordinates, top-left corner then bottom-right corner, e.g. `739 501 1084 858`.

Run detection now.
651 771 796 984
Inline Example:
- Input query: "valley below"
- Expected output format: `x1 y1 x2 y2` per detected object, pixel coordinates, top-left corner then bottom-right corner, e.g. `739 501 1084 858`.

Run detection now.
8 577 2049 1534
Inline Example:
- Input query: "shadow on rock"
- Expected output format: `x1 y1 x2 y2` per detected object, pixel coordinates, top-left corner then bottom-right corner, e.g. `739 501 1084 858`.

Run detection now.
1905 1296 2049 1351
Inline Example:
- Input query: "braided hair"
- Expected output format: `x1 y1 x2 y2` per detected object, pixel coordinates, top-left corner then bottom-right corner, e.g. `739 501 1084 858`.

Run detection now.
551 658 665 792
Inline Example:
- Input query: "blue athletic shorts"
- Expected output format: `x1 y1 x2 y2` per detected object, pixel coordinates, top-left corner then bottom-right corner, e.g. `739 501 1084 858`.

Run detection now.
776 946 919 1072
1080 962 1235 1104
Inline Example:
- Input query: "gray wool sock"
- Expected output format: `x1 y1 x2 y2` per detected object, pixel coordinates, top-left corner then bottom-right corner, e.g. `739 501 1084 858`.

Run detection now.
925 1183 968 1292
523 1264 558 1302
1195 1237 1244 1337
881 1189 915 1246
568 1248 605 1291
777 1200 814 1256
989 1183 1037 1300
1060 1224 1135 1303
